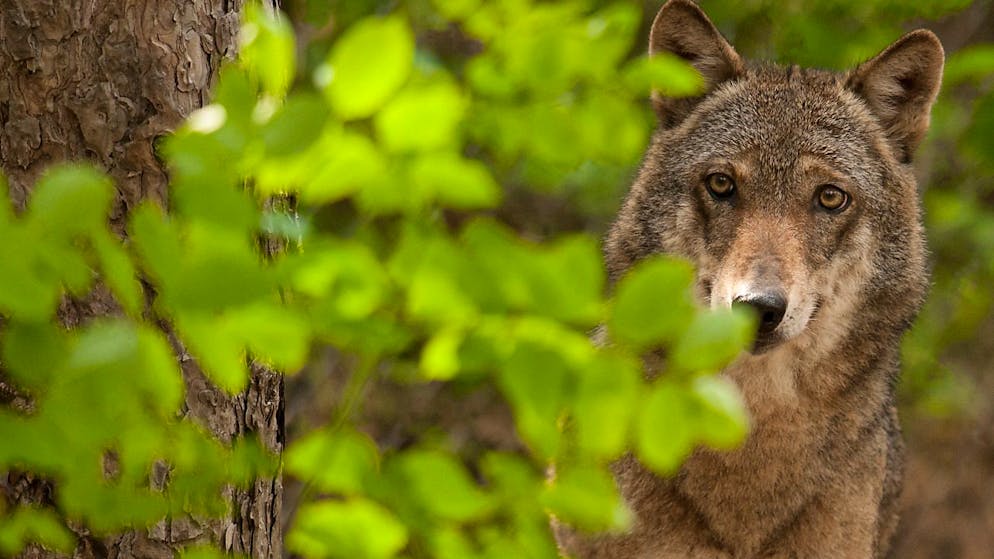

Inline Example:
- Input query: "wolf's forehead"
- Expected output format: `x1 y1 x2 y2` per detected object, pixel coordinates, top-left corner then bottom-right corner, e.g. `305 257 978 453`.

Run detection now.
690 77 874 166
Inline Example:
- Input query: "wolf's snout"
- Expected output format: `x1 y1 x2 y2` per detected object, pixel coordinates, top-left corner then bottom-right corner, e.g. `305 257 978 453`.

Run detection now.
734 293 787 335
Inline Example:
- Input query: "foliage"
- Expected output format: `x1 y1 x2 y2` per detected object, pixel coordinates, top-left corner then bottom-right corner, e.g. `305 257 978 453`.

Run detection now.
0 0 991 558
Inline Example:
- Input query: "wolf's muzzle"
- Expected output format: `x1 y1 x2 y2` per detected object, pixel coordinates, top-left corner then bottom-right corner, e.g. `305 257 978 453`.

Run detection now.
733 293 787 353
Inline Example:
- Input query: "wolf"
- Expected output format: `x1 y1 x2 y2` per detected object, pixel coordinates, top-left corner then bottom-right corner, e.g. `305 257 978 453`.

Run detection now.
554 1 944 558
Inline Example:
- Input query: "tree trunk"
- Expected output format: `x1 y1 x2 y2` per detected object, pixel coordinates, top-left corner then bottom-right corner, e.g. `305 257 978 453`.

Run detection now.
0 2 282 558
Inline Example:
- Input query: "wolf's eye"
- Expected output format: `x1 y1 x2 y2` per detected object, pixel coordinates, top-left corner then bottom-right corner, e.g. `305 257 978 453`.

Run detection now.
816 185 850 212
705 173 736 199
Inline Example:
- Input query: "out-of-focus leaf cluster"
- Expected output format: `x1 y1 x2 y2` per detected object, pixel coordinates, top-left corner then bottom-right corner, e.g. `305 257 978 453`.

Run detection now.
2 0 990 556
0 0 744 556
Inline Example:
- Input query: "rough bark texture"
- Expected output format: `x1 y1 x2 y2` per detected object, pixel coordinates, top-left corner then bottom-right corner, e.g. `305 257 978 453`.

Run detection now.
0 2 282 558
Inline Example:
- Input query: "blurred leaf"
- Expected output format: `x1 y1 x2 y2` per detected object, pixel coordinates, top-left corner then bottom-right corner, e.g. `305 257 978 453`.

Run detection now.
129 203 183 286
241 3 296 98
90 229 143 316
499 342 569 459
421 327 465 380
391 450 494 522
228 303 311 372
609 257 696 348
637 381 694 475
176 313 248 393
376 81 466 152
288 498 408 559
543 464 629 532
323 16 414 119
573 353 639 457
1 320 67 391
262 93 330 156
27 164 113 237
180 546 247 559
691 375 749 449
286 428 379 494
298 131 388 204
0 507 75 556
622 54 705 97
671 307 755 372
409 153 501 210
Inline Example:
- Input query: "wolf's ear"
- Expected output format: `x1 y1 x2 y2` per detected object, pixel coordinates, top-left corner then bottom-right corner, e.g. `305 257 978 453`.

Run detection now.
648 0 743 127
847 30 944 163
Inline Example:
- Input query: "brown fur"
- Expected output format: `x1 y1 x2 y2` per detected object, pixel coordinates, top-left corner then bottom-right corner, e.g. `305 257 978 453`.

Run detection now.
554 1 943 558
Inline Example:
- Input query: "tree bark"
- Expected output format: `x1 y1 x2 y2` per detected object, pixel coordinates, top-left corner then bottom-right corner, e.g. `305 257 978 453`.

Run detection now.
0 2 282 558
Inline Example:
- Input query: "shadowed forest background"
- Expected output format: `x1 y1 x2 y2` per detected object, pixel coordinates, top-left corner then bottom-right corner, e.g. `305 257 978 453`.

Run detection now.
0 1 992 558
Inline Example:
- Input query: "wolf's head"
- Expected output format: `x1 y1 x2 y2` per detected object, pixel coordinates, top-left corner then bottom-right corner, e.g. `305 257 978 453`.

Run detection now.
607 1 942 372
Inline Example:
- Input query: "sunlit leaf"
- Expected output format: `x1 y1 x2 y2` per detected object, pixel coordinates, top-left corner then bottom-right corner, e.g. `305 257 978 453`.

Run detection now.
637 382 694 475
376 81 466 152
670 307 755 372
262 93 330 156
609 257 696 348
90 229 142 316
288 499 408 559
543 464 630 532
409 152 501 209
691 375 749 449
0 507 75 556
323 16 414 119
391 450 494 522
241 3 295 98
27 164 113 237
622 53 705 97
286 428 379 494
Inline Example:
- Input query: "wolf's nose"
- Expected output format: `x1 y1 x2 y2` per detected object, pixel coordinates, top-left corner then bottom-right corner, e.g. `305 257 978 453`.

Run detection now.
734 293 787 334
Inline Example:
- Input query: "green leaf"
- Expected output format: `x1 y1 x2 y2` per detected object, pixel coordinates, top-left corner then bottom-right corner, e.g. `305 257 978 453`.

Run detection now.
409 153 501 210
498 342 570 459
240 3 296 98
622 54 705 97
572 353 639 457
298 131 388 204
288 499 408 559
262 93 330 156
180 546 246 559
392 450 494 522
323 16 414 120
0 227 61 320
171 179 257 233
428 527 480 559
129 203 183 286
421 327 465 380
227 303 311 372
176 313 248 393
0 507 75 556
135 326 185 414
1 320 67 391
283 241 389 318
27 164 113 237
609 257 696 348
691 375 749 449
375 81 466 152
432 0 482 21
637 382 694 475
407 268 479 325
670 307 755 372
286 428 379 494
0 173 12 224
543 464 630 532
90 229 142 316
